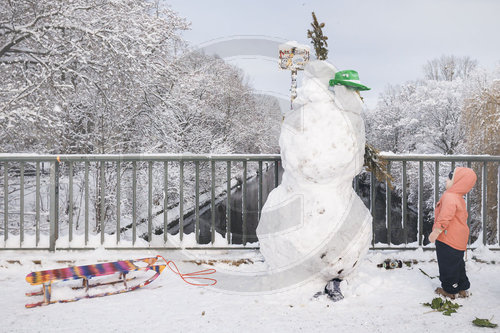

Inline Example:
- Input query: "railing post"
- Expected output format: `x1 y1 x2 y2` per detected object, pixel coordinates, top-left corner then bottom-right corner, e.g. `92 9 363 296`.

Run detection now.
36 162 40 246
20 162 24 246
434 161 440 208
402 161 408 245
274 161 279 188
418 161 423 246
242 160 247 245
211 160 216 244
226 161 232 244
100 161 105 245
148 161 153 244
179 161 184 242
55 160 59 242
482 161 488 245
85 161 89 246
370 170 376 248
69 162 73 243
132 161 137 245
467 160 472 245
49 161 57 252
3 162 7 243
386 162 391 245
497 164 500 246
164 161 168 244
116 161 121 245
195 161 200 243
258 161 263 219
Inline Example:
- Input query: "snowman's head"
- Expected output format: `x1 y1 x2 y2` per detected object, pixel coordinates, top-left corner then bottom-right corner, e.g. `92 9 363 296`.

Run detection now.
328 69 370 116
330 84 364 116
294 61 366 116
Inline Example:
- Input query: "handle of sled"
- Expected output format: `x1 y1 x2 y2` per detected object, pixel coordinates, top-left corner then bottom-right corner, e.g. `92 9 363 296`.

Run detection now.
156 255 217 286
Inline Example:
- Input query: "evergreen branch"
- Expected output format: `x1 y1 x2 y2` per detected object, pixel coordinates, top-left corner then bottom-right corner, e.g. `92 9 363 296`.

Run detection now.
306 12 329 60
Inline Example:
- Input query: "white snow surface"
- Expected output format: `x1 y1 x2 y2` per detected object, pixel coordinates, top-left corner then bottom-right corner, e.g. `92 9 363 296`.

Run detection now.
1 247 499 332
256 60 372 281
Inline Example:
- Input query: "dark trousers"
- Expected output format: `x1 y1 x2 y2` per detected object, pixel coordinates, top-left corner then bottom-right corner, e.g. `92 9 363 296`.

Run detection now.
435 240 470 294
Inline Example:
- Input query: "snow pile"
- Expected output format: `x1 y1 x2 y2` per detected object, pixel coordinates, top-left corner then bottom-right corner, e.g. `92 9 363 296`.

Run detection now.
1 249 499 332
256 60 372 283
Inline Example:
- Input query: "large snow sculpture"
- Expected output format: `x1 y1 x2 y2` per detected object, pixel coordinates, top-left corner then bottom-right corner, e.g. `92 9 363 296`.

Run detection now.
256 60 372 282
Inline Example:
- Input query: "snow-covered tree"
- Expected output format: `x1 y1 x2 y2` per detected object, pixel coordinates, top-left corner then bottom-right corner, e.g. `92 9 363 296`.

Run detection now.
423 55 478 81
366 79 465 155
0 0 282 238
0 0 189 154
0 1 281 156
462 72 499 244
366 56 499 243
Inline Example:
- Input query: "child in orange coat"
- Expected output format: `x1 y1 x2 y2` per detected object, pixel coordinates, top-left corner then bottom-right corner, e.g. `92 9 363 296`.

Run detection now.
429 167 477 299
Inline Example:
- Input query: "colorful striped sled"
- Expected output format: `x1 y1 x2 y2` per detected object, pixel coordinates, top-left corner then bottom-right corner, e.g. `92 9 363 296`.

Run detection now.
26 257 159 285
25 256 166 308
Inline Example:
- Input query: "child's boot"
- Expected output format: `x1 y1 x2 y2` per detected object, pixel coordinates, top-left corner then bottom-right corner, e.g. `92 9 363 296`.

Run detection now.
435 287 456 299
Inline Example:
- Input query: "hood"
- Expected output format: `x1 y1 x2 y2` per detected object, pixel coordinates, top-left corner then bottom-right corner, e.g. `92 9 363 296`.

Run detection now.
448 167 477 195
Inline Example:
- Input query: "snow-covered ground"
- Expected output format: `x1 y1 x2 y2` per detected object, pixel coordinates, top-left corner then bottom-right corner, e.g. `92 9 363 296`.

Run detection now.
1 247 499 333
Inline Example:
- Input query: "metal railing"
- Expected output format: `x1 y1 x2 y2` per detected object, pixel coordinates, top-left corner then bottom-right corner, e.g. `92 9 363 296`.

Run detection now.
0 154 281 251
0 153 499 251
372 154 500 250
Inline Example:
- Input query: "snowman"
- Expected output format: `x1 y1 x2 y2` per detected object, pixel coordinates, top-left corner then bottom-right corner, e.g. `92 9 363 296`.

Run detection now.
256 60 372 300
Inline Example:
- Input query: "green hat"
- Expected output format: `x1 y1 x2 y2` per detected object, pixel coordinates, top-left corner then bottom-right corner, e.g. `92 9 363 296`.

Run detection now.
329 70 370 91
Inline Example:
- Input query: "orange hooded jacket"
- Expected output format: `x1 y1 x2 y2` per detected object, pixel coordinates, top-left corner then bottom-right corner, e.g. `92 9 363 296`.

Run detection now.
433 167 477 251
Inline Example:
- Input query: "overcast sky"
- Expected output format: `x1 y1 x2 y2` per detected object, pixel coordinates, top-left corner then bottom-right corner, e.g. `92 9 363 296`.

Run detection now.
163 0 499 109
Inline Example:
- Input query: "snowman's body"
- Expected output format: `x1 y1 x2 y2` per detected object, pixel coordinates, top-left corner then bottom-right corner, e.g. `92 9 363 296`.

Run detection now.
256 60 372 281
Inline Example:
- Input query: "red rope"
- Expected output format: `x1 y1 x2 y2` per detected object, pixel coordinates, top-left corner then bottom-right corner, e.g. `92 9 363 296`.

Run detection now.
157 255 217 286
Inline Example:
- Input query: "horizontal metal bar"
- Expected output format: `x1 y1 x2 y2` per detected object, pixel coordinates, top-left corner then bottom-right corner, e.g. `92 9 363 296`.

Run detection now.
0 246 262 251
379 154 500 162
103 247 262 251
0 248 51 251
1 153 499 163
2 247 500 252
371 247 433 251
0 154 282 162
1 153 498 164
371 247 500 251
